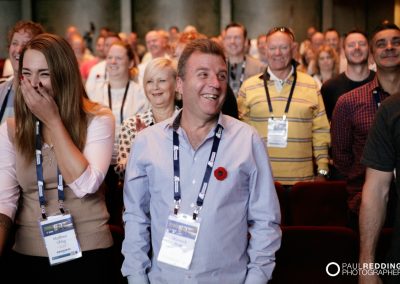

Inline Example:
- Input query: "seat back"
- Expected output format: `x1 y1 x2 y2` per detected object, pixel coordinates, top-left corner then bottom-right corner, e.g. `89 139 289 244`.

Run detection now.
288 181 347 226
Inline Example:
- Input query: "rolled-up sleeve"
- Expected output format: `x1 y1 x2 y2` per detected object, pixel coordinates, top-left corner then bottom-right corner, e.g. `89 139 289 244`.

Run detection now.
67 113 115 197
0 123 19 220
245 132 282 283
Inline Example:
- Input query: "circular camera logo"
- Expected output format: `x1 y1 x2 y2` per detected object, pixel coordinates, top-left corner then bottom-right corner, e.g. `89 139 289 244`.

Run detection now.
326 262 341 277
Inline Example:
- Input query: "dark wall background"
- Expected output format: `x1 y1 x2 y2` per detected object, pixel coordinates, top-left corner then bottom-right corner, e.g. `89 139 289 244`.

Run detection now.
0 0 395 58
132 0 220 38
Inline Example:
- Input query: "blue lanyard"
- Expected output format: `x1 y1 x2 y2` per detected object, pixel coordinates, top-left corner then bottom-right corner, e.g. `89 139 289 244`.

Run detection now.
35 120 65 220
172 117 223 220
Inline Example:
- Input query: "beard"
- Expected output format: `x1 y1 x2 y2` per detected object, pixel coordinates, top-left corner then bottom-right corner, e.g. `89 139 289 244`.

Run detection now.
346 55 368 66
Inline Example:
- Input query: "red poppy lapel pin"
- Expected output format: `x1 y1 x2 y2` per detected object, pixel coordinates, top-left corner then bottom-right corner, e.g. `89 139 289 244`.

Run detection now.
214 167 228 181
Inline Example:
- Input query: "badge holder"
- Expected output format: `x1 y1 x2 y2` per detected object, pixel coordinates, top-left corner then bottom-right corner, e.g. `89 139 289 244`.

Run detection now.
35 119 82 265
39 208 82 266
157 212 200 269
267 116 289 148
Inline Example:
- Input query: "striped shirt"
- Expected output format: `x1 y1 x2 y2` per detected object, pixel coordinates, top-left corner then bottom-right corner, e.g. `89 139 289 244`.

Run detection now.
238 70 330 185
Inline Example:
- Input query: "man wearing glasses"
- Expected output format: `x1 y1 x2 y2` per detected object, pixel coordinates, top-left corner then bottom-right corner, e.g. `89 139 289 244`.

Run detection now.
238 27 330 187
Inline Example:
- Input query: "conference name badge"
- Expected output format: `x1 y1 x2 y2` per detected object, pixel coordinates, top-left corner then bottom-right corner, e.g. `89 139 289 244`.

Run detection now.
157 213 200 269
267 117 288 148
39 212 82 265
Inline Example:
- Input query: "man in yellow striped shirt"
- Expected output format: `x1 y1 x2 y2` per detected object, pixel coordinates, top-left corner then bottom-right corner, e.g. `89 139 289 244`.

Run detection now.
237 27 330 185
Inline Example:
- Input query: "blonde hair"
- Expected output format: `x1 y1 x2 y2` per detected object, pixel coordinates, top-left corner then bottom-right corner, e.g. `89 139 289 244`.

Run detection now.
143 58 177 89
15 33 105 161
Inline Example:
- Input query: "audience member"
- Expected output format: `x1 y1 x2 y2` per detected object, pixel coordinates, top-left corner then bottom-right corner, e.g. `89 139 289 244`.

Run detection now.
168 26 180 47
80 35 106 82
359 96 400 284
115 58 179 180
223 22 266 96
332 23 400 229
138 30 170 84
0 33 116 282
297 47 315 74
321 30 374 121
310 31 324 53
172 30 238 118
70 33 95 80
238 26 330 186
311 44 339 89
128 31 146 65
256 34 268 64
324 28 347 72
85 32 121 95
140 30 169 64
0 21 44 124
307 31 325 74
299 25 317 55
121 38 281 284
88 41 148 185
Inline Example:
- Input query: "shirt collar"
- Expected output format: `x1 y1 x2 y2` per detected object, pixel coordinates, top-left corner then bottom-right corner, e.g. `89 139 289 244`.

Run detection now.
165 109 226 132
267 65 294 84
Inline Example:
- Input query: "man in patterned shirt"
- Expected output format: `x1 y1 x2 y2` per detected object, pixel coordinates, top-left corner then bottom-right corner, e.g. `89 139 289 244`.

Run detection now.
331 22 400 228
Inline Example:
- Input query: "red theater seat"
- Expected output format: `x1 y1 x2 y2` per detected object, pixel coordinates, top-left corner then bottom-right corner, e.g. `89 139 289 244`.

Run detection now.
274 182 287 225
288 181 348 226
270 226 358 284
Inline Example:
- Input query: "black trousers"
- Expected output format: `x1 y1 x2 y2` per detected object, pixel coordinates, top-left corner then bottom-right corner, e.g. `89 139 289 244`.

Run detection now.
3 247 121 284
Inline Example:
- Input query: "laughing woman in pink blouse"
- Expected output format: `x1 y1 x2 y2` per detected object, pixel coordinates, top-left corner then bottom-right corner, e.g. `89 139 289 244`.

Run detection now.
0 34 116 282
115 58 179 180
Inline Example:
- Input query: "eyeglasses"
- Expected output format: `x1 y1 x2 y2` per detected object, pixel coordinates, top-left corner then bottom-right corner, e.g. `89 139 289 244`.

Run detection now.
266 27 295 41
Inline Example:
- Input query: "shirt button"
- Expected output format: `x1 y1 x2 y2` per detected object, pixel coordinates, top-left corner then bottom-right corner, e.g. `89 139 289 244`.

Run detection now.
192 179 196 184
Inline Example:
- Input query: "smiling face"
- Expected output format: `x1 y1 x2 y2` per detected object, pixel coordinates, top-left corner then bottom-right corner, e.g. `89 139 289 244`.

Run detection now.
344 33 369 65
223 26 246 58
372 29 400 70
9 30 34 74
177 52 227 123
266 31 293 74
144 67 176 109
106 44 133 79
21 49 52 96
146 31 167 58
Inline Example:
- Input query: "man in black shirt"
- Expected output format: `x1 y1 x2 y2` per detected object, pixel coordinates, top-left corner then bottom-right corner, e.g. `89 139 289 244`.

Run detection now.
321 30 375 121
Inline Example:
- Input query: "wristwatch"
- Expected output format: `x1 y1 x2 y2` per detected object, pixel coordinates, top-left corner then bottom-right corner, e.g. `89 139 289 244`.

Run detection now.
317 169 329 177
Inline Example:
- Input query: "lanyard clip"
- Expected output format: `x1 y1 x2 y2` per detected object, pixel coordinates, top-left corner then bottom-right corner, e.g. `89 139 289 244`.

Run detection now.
174 199 181 215
41 205 47 220
192 206 201 220
59 200 65 215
